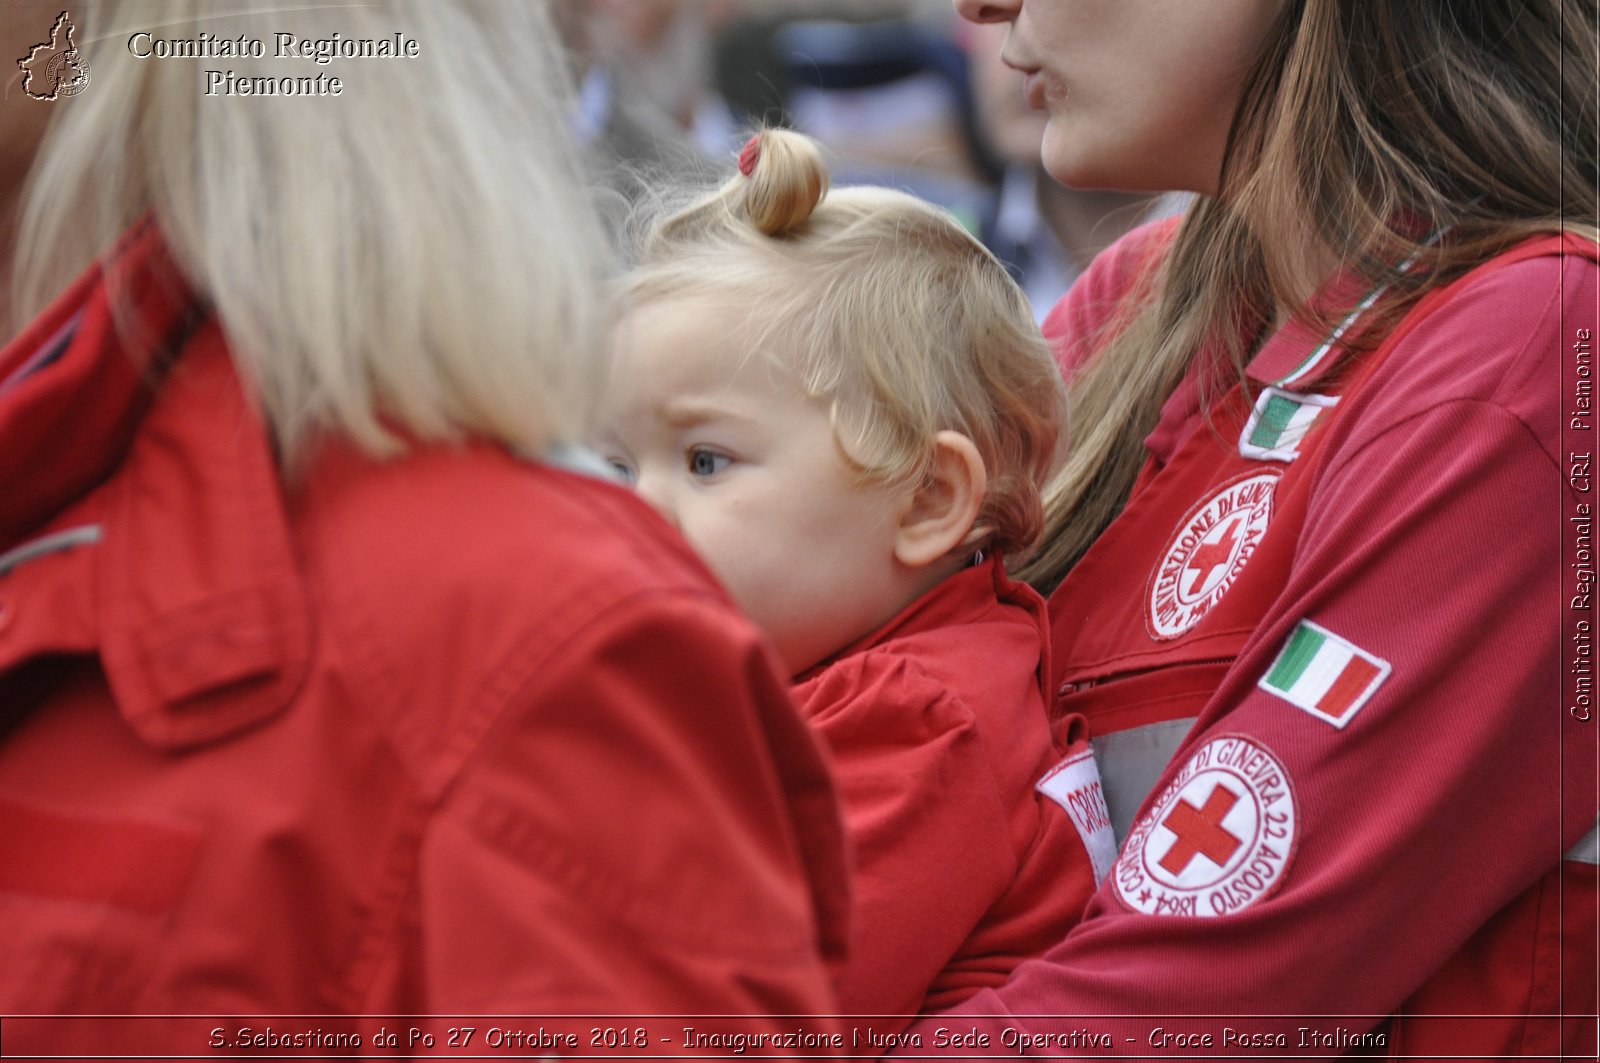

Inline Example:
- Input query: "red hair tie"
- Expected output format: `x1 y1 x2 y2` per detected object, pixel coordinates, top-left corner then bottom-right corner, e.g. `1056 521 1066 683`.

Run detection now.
737 135 761 177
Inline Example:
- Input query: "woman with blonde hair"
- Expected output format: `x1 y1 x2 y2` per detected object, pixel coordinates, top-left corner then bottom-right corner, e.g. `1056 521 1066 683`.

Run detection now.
927 0 1599 1054
0 1 844 1050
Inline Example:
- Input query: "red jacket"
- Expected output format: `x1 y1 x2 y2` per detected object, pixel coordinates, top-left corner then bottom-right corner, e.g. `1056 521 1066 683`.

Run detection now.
904 226 1599 1057
0 230 849 1055
792 559 1109 1028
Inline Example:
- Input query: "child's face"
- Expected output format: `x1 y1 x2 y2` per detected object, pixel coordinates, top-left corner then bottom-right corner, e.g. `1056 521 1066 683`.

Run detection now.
601 297 913 676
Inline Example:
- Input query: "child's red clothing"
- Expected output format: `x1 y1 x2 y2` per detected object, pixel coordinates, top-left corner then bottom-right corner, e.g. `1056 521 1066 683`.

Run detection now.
790 558 1111 1024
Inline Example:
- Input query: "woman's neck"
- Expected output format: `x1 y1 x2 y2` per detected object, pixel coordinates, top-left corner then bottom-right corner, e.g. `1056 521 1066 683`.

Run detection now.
1035 176 1166 275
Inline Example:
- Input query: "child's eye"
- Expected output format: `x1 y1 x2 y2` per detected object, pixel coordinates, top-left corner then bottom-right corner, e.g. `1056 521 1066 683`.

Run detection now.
606 457 637 485
686 447 731 478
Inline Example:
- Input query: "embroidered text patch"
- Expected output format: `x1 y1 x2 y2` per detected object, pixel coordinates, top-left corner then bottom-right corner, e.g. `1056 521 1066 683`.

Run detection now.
1037 750 1117 885
1114 735 1298 918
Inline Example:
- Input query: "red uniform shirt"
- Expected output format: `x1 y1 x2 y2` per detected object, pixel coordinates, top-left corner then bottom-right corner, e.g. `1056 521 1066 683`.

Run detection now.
905 224 1599 1056
792 559 1110 1027
0 230 849 1055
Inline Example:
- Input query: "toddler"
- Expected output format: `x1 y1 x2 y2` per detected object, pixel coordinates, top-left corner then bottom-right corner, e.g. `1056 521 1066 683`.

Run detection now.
601 128 1114 1023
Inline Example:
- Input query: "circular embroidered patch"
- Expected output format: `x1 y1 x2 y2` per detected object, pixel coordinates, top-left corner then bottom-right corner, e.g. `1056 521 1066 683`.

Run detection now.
1114 735 1298 918
1146 471 1280 640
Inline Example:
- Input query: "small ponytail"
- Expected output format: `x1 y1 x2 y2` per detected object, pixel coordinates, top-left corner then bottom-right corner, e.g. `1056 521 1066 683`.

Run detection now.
735 128 829 237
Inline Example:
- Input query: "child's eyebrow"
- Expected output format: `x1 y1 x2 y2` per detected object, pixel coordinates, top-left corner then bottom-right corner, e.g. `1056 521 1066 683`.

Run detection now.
660 399 759 429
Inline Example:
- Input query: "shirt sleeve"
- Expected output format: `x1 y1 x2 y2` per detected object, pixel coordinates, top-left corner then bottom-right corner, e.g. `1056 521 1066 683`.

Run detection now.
796 653 1020 1024
904 253 1598 1052
409 588 848 1031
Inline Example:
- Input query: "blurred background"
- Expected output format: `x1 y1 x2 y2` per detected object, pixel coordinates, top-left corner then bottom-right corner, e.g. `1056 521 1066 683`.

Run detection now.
554 0 1187 321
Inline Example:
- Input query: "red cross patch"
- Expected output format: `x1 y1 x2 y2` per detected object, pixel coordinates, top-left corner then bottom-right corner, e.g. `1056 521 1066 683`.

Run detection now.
1114 735 1299 918
1158 784 1243 875
1147 472 1280 640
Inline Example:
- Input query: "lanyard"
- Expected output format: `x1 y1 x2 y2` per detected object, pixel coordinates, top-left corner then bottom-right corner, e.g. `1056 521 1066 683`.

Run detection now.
1272 225 1449 388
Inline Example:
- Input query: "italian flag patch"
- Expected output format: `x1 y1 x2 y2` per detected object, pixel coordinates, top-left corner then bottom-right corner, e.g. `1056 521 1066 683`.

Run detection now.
1238 387 1339 462
1259 620 1390 728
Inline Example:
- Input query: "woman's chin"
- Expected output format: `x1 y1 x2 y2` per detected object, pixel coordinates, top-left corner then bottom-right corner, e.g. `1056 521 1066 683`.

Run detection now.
1037 123 1106 190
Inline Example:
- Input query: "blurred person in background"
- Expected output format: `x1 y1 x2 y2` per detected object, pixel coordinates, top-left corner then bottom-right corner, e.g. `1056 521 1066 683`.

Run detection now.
713 1 993 221
0 0 845 1052
557 0 742 209
589 0 742 154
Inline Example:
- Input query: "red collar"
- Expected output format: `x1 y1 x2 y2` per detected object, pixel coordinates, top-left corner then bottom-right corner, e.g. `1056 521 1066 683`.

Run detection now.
0 226 311 750
792 556 1051 691
1143 261 1388 467
1243 267 1384 388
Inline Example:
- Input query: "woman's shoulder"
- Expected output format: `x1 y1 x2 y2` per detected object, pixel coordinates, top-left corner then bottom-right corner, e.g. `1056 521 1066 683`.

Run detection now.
302 439 743 665
1361 239 1596 429
1322 237 1597 479
1405 231 1597 339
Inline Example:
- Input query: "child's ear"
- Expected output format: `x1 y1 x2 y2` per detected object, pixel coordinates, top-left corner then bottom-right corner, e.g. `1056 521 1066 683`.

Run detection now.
894 431 987 569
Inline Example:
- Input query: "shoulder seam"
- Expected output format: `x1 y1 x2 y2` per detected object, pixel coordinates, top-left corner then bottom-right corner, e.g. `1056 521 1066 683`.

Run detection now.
1320 397 1563 489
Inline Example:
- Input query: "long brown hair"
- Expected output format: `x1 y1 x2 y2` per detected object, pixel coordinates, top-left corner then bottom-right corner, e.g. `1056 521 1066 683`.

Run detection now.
1018 0 1599 593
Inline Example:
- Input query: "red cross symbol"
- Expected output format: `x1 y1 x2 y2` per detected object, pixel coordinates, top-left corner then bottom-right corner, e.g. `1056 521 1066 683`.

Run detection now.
1158 783 1244 875
1184 517 1243 597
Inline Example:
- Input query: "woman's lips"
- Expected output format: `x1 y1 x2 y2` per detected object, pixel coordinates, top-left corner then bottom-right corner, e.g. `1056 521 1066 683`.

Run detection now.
1022 70 1047 109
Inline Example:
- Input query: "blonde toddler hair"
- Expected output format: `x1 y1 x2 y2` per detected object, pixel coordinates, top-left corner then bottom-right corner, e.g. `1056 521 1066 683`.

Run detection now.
625 128 1067 560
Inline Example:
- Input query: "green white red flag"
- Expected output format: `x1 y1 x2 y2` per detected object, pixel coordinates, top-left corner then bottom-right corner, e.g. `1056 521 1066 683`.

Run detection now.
1259 620 1390 728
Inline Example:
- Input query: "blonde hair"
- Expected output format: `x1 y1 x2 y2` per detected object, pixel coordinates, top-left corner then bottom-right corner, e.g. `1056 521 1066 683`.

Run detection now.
625 127 1067 559
1019 0 1600 592
14 0 609 468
